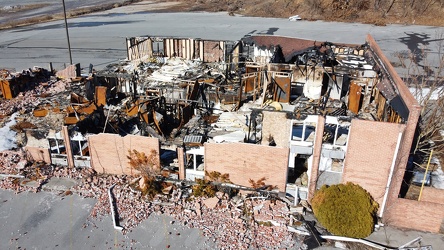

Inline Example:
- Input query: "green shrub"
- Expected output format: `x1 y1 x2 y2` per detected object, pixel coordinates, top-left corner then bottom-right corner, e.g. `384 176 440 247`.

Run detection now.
311 182 379 238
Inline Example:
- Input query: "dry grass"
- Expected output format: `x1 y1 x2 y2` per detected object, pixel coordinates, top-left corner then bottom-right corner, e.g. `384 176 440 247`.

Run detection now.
0 0 443 30
176 0 444 26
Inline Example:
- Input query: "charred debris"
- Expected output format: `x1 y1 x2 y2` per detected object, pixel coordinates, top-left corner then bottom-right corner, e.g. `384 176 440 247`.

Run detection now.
0 35 406 172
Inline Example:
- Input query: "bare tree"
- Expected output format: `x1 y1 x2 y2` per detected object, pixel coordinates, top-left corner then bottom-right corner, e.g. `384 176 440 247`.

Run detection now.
127 149 161 197
403 32 444 168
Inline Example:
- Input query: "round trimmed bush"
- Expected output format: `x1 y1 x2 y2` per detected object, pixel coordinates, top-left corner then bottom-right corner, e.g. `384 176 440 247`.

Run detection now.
311 182 379 238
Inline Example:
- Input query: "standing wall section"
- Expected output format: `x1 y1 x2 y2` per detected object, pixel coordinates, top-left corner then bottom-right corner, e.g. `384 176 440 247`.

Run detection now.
342 120 405 207
88 134 160 175
366 35 422 225
204 143 289 191
385 198 444 233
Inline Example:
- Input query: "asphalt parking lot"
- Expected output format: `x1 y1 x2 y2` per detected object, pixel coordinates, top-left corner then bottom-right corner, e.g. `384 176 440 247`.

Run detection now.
0 2 443 76
0 189 214 249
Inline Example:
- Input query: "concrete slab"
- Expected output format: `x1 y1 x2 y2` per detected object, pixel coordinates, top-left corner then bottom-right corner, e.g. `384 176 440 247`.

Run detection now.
42 177 77 191
366 226 444 249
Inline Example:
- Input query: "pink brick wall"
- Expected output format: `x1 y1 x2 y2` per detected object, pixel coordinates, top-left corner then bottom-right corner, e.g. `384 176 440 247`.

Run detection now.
55 64 79 79
385 198 444 233
203 41 224 62
204 143 289 191
89 134 160 175
342 120 405 207
420 186 444 205
308 116 325 200
366 34 422 209
25 146 51 164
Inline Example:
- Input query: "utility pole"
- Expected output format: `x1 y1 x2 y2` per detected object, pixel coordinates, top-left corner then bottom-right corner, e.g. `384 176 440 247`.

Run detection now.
62 0 73 65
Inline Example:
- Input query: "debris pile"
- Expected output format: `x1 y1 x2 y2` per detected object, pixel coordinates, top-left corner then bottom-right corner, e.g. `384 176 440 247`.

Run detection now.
0 156 302 248
0 149 27 175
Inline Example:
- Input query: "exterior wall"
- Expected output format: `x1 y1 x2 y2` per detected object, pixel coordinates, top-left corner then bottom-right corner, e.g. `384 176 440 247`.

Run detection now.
55 64 80 79
204 143 289 191
88 133 160 175
203 41 225 62
421 186 444 205
25 146 51 164
367 35 422 222
342 120 405 207
308 115 325 200
62 126 74 168
261 111 291 148
177 147 185 180
385 198 444 233
126 37 228 63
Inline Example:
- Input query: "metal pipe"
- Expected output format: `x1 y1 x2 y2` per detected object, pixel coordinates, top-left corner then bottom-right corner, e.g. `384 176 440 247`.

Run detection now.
62 0 73 65
380 132 403 218
418 149 433 201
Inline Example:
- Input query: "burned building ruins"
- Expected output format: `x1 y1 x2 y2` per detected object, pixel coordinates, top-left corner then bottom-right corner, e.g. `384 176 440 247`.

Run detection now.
1 33 443 234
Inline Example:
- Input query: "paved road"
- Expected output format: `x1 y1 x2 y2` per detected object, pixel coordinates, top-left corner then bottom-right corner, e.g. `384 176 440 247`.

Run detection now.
0 7 443 76
0 0 121 24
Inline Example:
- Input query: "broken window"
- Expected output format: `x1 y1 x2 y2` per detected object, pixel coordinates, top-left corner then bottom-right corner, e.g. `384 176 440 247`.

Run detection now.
185 147 205 181
323 116 350 147
70 133 89 157
48 138 65 155
48 133 68 166
291 115 318 147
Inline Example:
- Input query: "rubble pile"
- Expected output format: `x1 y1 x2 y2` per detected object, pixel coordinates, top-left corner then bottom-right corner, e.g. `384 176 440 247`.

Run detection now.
0 90 40 116
0 149 27 175
78 179 301 249
0 156 301 249
0 79 70 116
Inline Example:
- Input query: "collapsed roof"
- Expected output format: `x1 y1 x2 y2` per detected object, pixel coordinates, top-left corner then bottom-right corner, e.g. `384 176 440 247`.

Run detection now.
0 35 412 165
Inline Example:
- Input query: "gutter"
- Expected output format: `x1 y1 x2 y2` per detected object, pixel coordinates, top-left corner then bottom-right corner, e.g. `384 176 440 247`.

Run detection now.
108 184 124 231
380 132 403 218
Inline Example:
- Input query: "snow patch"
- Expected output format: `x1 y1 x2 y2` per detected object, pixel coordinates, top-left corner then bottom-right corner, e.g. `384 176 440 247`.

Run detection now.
0 113 18 152
432 166 444 189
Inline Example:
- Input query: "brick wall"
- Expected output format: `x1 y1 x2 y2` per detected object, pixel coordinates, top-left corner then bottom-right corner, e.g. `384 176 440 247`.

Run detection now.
204 143 289 191
367 34 422 219
25 146 51 164
55 64 80 79
203 41 224 62
421 187 444 205
342 120 405 207
88 134 160 175
261 111 291 148
385 198 444 233
308 116 325 200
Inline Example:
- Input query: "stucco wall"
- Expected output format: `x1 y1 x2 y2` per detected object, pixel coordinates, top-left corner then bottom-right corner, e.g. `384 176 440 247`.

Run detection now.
88 134 160 175
204 142 289 191
342 120 405 207
261 111 291 148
